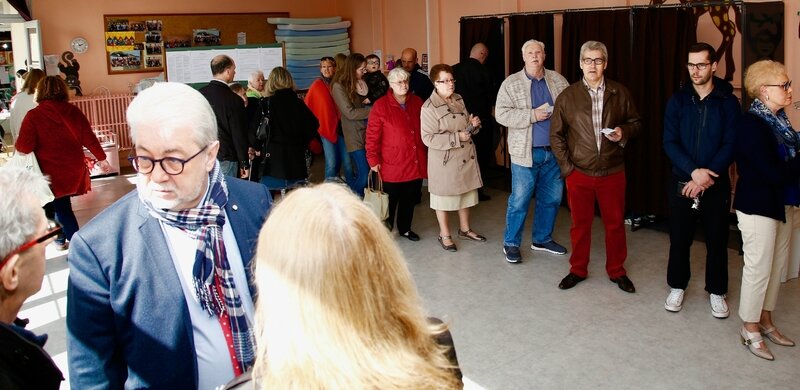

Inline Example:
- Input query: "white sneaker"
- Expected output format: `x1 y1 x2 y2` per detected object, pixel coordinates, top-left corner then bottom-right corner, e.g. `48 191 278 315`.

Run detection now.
665 288 684 312
710 294 729 319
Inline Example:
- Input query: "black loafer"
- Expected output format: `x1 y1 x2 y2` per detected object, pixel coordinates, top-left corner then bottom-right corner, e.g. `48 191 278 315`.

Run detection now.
558 273 586 290
610 275 636 293
402 231 420 242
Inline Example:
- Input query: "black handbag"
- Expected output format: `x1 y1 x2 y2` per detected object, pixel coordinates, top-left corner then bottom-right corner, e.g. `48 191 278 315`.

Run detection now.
255 98 271 141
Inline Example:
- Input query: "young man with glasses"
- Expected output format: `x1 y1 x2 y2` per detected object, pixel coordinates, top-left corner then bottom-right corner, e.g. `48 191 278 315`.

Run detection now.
66 82 272 389
0 167 64 389
550 40 641 293
662 42 740 317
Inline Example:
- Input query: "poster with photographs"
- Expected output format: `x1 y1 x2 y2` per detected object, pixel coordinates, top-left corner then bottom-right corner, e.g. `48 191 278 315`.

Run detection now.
107 18 129 32
193 29 221 46
109 50 142 71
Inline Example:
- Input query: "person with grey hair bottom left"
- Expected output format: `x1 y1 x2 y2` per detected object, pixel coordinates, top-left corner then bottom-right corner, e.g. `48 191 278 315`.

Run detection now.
0 167 64 389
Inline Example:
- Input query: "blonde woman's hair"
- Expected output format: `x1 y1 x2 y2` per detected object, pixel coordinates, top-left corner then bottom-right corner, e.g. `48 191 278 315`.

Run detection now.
743 59 786 99
251 183 461 389
264 66 296 97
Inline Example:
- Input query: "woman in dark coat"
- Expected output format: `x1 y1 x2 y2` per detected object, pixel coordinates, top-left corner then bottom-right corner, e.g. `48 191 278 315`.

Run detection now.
15 76 111 250
258 67 319 195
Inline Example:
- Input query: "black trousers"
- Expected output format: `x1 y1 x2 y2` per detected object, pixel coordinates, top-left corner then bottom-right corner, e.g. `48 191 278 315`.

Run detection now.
383 179 423 234
666 175 730 294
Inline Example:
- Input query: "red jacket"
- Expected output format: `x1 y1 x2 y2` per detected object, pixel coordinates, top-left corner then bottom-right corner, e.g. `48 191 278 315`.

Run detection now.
304 78 340 143
16 100 106 198
366 93 427 183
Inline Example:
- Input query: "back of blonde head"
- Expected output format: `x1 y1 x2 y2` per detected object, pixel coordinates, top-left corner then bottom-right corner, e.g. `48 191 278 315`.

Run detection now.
252 183 460 389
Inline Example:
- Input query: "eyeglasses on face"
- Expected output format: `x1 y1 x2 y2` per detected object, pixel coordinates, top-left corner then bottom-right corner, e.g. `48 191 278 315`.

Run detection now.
687 62 711 70
435 79 456 85
765 80 792 92
1 220 62 269
366 60 380 65
582 58 606 66
128 145 209 175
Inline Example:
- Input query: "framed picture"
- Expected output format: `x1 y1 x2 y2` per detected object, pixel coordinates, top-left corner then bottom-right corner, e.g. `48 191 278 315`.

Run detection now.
193 29 221 46
109 50 142 72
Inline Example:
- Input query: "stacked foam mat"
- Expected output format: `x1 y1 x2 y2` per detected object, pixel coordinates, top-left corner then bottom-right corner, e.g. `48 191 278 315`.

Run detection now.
269 16 352 90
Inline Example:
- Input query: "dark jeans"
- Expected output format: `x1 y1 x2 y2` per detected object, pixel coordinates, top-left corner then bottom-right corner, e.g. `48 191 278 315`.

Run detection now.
666 176 730 295
45 196 79 244
383 178 423 234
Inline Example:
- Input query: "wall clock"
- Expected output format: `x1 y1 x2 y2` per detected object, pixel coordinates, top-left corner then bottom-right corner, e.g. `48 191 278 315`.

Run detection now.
71 37 89 54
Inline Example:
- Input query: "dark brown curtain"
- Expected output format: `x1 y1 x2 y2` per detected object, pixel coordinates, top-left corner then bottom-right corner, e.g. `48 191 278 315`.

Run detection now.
458 17 505 90
741 1 783 109
625 7 697 218
560 10 631 84
507 14 554 72
7 0 32 21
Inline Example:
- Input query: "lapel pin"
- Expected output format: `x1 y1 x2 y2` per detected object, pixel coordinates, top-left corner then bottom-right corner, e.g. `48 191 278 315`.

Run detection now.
232 204 239 211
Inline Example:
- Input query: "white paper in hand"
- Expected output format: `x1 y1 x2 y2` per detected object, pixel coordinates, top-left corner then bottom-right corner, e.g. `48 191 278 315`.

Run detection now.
600 128 616 135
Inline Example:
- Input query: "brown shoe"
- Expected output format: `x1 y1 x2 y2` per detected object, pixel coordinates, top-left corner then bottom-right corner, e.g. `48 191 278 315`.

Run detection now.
457 229 486 242
558 273 586 290
610 275 636 293
437 235 457 252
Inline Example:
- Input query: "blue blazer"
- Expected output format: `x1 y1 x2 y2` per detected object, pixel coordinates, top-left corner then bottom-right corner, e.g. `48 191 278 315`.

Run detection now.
66 178 271 389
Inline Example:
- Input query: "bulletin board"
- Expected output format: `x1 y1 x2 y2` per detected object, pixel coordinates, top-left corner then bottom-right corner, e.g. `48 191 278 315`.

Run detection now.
165 43 285 89
103 12 288 75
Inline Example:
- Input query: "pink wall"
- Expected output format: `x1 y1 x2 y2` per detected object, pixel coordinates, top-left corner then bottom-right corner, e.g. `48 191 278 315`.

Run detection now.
32 0 337 93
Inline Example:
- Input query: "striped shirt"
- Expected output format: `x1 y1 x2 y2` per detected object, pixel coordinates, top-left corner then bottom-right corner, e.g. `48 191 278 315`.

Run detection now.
582 78 605 150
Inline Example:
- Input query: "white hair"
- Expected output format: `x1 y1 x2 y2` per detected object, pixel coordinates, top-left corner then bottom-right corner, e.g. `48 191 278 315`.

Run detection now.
580 40 608 62
249 70 264 84
386 68 410 83
0 167 50 259
521 39 545 54
126 82 217 148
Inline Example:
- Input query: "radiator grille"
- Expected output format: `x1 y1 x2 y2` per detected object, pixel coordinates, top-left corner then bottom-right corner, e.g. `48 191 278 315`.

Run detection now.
71 93 134 150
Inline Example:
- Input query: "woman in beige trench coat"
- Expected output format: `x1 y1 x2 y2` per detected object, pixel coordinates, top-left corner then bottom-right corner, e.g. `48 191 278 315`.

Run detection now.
421 64 485 252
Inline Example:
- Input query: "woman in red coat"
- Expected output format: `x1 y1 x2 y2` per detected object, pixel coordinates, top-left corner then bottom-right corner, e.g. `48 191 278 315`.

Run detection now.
366 68 427 241
15 76 111 250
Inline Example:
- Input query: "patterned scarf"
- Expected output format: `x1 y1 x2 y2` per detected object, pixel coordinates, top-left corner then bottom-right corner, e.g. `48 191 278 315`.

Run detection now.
138 162 255 373
750 98 799 160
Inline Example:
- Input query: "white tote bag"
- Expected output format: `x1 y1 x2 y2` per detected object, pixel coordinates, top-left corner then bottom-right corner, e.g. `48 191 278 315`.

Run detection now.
363 171 389 221
4 152 55 205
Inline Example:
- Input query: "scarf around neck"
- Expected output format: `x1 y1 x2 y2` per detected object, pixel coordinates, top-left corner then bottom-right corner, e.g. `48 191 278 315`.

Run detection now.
138 161 255 372
750 98 799 160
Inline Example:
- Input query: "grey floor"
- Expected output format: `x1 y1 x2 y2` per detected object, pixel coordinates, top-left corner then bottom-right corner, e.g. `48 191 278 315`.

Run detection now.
20 163 799 390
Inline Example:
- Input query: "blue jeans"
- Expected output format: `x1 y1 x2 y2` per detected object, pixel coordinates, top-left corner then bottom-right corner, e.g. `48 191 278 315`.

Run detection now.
52 196 79 244
321 134 354 183
503 148 563 247
349 149 369 197
219 160 238 178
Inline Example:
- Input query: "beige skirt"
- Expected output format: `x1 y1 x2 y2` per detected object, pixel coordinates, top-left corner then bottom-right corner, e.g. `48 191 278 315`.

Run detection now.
430 190 478 211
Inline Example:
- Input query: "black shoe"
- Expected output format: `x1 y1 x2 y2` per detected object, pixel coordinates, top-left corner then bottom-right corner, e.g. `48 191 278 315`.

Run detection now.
558 273 586 290
478 190 491 201
610 275 636 293
402 231 420 241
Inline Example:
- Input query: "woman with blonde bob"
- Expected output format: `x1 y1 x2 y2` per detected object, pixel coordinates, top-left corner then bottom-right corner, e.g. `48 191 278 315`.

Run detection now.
224 183 463 389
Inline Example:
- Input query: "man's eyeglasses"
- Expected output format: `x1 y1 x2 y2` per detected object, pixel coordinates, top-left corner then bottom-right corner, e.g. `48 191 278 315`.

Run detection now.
366 60 380 65
1 220 62 270
128 145 208 175
435 79 456 85
687 62 711 70
582 58 606 66
765 80 792 92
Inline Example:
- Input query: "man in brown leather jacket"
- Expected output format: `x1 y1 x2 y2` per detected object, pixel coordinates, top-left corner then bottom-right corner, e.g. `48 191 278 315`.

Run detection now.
550 40 641 293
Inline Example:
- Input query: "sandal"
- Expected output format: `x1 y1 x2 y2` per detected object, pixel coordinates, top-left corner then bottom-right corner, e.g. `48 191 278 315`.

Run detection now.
457 229 486 242
741 326 774 360
437 235 457 252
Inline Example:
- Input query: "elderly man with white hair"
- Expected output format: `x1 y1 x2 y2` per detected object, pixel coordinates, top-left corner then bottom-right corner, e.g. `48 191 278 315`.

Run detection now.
66 82 272 389
246 70 265 98
0 167 64 389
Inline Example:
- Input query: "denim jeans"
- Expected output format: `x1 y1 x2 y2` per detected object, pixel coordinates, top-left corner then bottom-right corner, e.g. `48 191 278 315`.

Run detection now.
51 196 79 244
219 160 238 178
349 149 369 197
321 134 354 183
503 148 563 247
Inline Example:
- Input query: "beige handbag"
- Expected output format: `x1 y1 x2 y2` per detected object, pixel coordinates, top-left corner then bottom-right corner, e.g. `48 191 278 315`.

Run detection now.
363 170 389 221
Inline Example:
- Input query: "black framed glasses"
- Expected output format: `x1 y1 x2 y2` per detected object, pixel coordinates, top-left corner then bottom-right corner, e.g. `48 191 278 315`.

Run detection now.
582 58 606 66
1 220 62 269
366 59 380 65
128 145 209 175
687 62 711 70
765 80 792 92
435 79 456 85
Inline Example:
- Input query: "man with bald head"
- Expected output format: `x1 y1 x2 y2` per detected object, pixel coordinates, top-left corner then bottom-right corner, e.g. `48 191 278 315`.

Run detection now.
454 42 497 201
200 55 250 179
401 47 433 100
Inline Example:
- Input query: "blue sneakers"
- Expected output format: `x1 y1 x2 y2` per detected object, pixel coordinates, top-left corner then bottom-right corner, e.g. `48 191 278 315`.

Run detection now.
503 245 522 263
531 241 567 255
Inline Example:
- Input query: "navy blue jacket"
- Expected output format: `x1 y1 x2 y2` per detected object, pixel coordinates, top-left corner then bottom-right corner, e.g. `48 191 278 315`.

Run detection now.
733 113 800 222
663 77 739 182
66 178 271 389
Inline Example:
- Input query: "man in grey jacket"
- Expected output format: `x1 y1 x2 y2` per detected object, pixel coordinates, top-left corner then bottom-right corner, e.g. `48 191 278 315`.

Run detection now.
496 39 569 264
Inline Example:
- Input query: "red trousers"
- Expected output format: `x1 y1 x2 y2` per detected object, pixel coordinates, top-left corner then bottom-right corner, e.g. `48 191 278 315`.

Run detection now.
565 170 627 278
